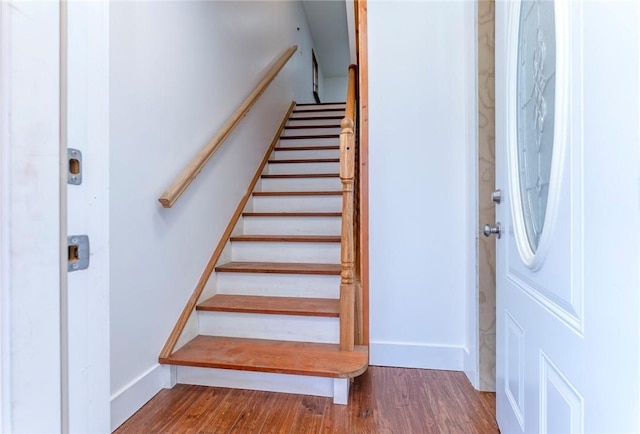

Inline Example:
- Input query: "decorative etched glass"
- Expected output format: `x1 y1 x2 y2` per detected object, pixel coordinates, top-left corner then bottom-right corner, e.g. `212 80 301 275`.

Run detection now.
516 0 556 252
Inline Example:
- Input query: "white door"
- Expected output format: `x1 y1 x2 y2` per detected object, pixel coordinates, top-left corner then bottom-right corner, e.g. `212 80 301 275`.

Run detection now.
494 1 640 433
1 1 63 432
65 2 111 432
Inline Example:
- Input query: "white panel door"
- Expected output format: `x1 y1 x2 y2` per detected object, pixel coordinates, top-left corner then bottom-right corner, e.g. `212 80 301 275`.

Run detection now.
494 1 640 433
1 1 63 432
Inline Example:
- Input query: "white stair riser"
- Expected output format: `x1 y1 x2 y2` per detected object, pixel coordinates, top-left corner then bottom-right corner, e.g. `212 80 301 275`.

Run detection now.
282 127 342 136
216 273 340 298
261 177 341 192
231 241 340 263
176 367 349 404
267 162 339 175
198 311 339 343
243 216 341 235
296 103 345 110
272 148 338 160
252 195 341 212
288 118 343 127
278 137 339 147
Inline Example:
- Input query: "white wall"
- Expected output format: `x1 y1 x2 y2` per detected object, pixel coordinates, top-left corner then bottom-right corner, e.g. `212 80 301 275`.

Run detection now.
368 0 476 370
323 76 348 103
109 1 319 428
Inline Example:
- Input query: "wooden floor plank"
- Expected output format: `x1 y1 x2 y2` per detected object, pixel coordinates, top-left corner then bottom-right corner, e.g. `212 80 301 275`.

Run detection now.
215 261 340 275
197 388 256 433
114 367 498 434
287 396 327 434
159 335 368 378
196 294 340 317
318 394 350 433
258 393 299 434
226 390 279 434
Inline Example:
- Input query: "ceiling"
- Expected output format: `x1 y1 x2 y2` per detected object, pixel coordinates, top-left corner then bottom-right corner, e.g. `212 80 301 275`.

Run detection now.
301 0 351 78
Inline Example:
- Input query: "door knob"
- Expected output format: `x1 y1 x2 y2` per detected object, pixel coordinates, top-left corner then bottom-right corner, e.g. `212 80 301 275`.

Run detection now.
483 222 502 239
491 189 502 204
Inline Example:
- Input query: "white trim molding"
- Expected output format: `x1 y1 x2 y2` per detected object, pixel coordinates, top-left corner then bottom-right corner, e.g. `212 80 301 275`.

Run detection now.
0 1 10 429
370 341 465 371
110 364 173 432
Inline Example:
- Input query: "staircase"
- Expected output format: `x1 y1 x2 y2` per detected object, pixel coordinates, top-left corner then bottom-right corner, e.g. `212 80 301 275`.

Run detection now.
159 102 368 404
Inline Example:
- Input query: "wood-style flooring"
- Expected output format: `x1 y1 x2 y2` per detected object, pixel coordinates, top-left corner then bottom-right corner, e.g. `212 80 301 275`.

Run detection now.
115 366 498 433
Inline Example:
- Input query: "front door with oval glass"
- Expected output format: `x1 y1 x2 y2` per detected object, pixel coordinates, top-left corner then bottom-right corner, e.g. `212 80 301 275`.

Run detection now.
495 1 640 432
495 1 583 432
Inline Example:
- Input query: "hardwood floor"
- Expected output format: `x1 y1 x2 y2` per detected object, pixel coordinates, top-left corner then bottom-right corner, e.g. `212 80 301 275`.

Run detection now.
115 367 498 433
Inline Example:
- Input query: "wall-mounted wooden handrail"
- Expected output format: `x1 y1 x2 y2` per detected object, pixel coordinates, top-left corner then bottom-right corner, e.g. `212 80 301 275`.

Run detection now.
158 45 298 208
339 64 358 351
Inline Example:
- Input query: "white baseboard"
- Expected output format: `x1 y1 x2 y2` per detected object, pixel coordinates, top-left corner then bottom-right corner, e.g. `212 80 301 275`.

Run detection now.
369 341 465 371
110 364 173 432
463 346 479 389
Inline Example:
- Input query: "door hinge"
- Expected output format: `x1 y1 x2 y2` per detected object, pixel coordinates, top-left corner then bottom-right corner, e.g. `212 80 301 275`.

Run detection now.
67 148 82 185
68 235 90 272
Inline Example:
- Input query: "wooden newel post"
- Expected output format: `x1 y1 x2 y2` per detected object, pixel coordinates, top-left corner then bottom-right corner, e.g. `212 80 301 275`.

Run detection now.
340 117 356 351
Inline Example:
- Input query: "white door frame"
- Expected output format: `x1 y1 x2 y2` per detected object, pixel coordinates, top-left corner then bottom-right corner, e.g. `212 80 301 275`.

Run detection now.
65 1 111 431
0 2 10 429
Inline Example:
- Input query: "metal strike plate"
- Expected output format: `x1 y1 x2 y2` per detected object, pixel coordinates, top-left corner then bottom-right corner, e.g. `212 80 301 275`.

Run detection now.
491 189 502 204
68 235 90 272
68 148 82 185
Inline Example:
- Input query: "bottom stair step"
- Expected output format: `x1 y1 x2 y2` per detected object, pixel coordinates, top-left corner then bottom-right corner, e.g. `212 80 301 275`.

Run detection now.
160 335 368 379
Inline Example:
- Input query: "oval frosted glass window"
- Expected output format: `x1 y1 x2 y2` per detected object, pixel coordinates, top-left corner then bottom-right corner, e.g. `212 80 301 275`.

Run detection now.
516 0 556 252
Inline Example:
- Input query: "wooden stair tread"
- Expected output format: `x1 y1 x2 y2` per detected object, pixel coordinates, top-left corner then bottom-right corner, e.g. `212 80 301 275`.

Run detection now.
280 135 339 140
230 235 340 243
253 191 341 196
293 108 345 113
268 158 338 164
242 212 341 217
261 173 339 179
274 145 339 151
289 116 343 121
284 125 340 129
160 335 368 378
215 261 340 275
295 102 345 106
197 295 339 317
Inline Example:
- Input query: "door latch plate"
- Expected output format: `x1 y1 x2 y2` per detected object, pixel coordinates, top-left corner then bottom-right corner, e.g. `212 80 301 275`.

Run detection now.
68 235 90 272
68 148 82 185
